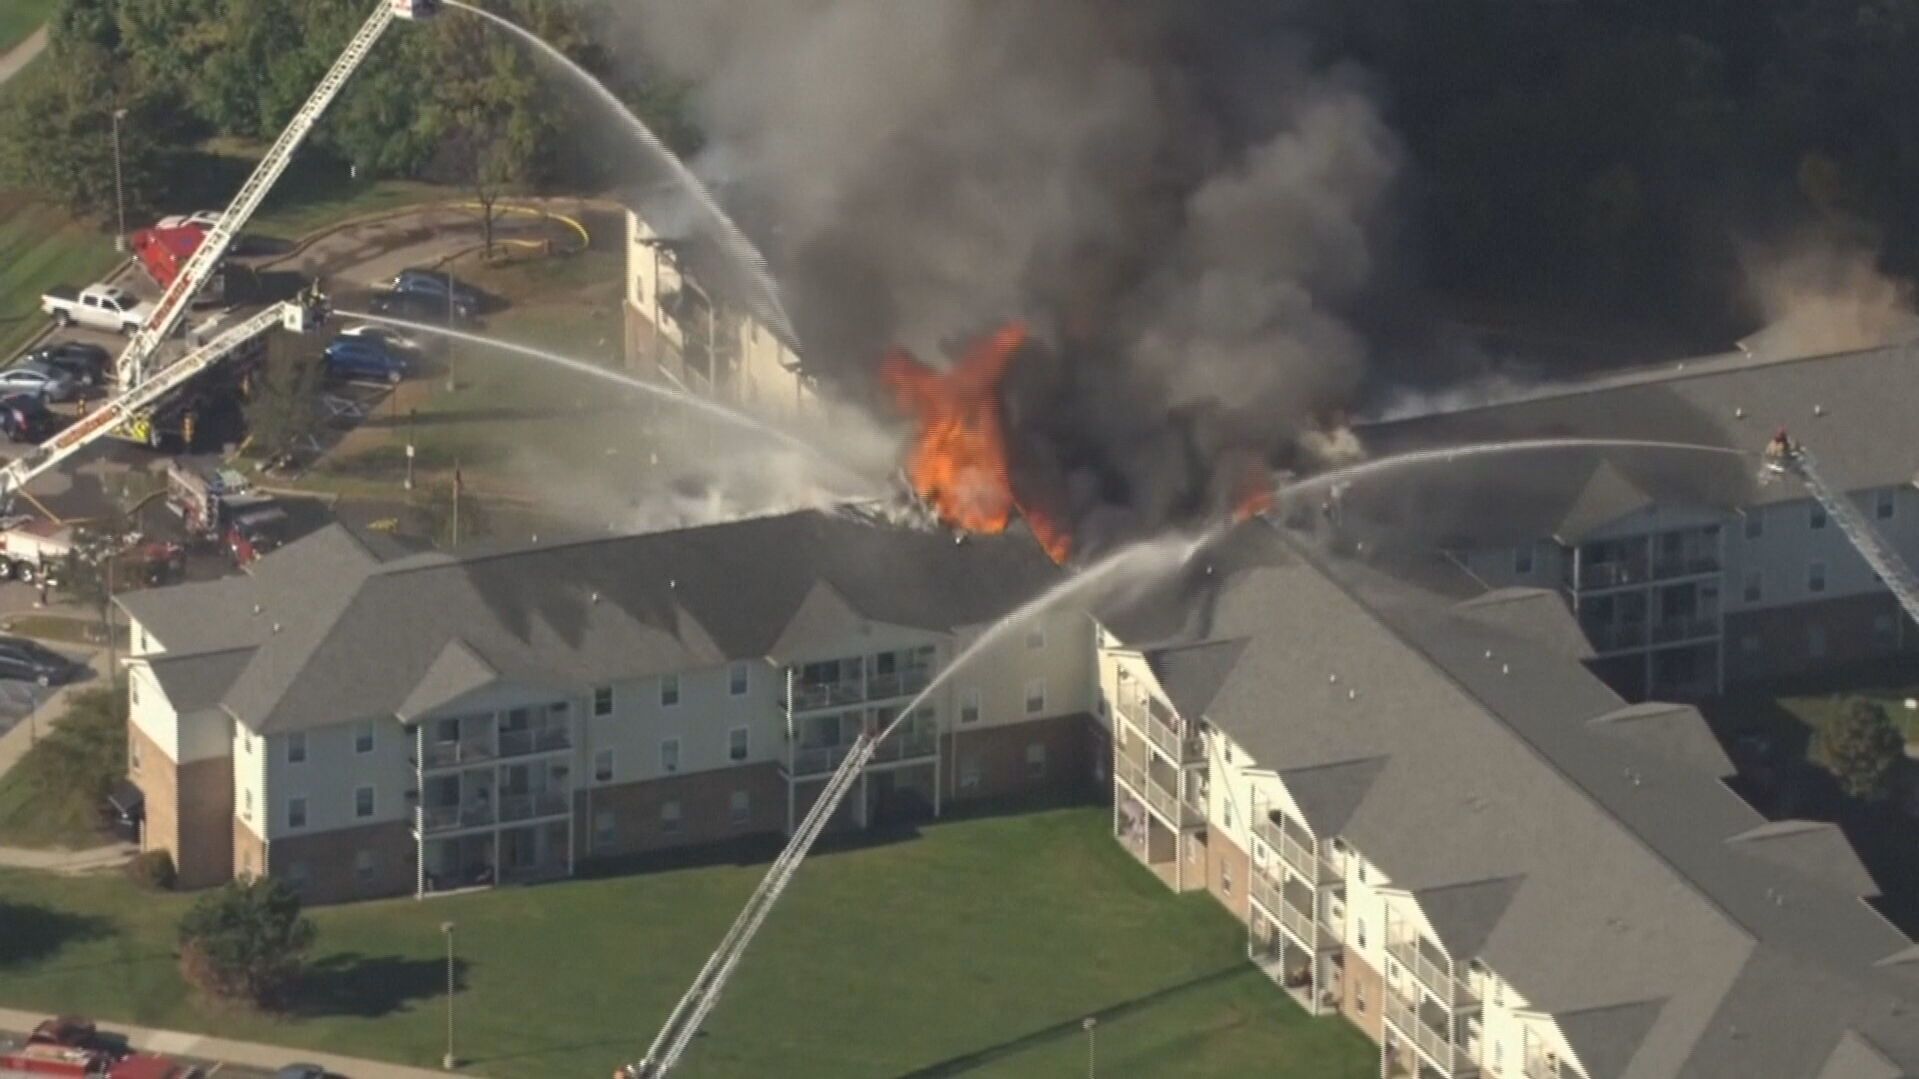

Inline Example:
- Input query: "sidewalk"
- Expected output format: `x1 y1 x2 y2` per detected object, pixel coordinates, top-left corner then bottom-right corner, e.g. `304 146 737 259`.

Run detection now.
0 647 105 782
0 26 48 89
0 1006 455 1079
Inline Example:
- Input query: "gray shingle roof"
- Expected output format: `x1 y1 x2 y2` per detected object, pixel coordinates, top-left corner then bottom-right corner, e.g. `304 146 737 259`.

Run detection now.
1273 756 1385 838
1133 519 1919 1078
1405 875 1524 960
125 512 1062 734
1145 639 1248 723
1556 999 1668 1079
1725 821 1880 900
1588 703 1736 779
144 647 255 715
1557 459 1656 542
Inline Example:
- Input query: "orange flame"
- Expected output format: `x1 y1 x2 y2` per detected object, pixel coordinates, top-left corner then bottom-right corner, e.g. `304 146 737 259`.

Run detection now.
881 322 1073 563
1231 465 1276 522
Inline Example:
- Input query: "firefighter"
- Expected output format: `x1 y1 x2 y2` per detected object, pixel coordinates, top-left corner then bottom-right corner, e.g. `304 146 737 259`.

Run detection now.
1763 426 1794 468
182 411 197 450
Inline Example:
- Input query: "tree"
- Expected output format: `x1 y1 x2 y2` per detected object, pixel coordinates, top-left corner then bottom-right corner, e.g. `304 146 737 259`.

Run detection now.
178 877 316 1008
62 517 129 670
243 333 323 467
420 14 552 258
0 44 165 220
1812 697 1905 802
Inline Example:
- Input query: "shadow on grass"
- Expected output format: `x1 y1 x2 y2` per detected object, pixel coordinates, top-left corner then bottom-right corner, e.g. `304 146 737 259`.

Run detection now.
0 901 113 966
891 965 1249 1078
290 952 471 1019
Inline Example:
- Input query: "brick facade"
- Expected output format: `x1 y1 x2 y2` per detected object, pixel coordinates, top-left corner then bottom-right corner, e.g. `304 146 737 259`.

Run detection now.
233 818 267 881
942 712 1098 804
1340 951 1384 1043
129 723 234 890
577 762 786 860
1205 828 1251 924
1726 592 1916 683
272 819 416 904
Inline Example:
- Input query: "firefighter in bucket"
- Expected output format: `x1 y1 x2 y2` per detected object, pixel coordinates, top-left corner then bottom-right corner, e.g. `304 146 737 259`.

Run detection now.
1762 426 1798 479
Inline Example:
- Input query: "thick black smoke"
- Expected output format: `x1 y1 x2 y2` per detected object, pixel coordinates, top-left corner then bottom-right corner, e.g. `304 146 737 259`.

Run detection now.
614 0 1399 553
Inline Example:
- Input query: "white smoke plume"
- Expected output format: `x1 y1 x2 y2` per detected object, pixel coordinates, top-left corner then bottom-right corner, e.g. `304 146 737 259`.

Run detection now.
1737 234 1919 360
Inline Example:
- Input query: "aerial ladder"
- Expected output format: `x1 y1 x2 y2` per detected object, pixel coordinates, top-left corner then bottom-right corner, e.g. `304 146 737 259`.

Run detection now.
1763 429 1919 626
0 0 437 503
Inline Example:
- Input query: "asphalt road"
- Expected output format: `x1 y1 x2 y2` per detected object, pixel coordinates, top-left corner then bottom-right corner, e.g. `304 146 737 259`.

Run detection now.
0 1027 287 1078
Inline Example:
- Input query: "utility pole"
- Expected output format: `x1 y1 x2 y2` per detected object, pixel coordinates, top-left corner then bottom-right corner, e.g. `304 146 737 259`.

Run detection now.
444 278 457 392
1083 1017 1097 1078
405 409 417 492
110 109 129 253
441 920 457 1070
450 459 461 547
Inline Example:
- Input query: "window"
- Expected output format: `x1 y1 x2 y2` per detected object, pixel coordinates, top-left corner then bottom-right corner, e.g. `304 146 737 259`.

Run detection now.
354 721 375 754
1494 1041 1504 1073
1877 490 1897 521
1743 570 1762 603
1809 625 1828 659
661 800 683 833
354 849 375 884
1358 862 1368 884
1025 626 1046 650
130 677 139 705
727 726 749 762
287 796 307 830
1744 509 1763 539
286 861 310 893
660 738 681 774
593 685 614 717
242 730 251 755
1493 980 1504 1006
594 810 615 848
960 687 981 725
1220 861 1233 896
242 789 253 821
730 789 750 825
1023 679 1046 716
1355 982 1366 1014
1356 918 1367 949
354 786 374 819
1810 503 1827 530
1025 743 1047 779
959 756 981 791
129 738 141 773
1221 799 1233 829
594 749 614 783
729 662 750 696
287 732 306 764
1513 543 1534 575
1808 561 1827 594
660 674 680 707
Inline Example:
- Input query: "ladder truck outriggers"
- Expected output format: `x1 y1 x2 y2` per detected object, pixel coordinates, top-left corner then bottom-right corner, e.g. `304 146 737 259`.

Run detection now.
1762 427 1919 628
0 0 437 507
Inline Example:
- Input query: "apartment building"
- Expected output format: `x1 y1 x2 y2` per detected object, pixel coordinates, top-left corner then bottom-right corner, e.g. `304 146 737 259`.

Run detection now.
622 200 814 416
1098 522 1919 1078
118 512 1100 904
1355 341 1919 699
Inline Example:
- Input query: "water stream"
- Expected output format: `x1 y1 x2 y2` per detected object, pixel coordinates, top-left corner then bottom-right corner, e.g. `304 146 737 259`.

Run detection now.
338 309 882 494
441 0 796 343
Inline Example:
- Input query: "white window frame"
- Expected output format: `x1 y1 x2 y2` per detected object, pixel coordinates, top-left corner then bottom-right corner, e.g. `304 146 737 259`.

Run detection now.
594 748 614 783
354 785 375 819
728 662 750 696
1807 560 1827 594
727 726 749 762
353 721 375 755
960 687 981 725
661 737 681 774
286 732 307 764
1023 679 1046 716
593 685 614 717
661 799 683 833
729 789 750 825
287 796 308 830
660 674 680 708
1512 543 1534 575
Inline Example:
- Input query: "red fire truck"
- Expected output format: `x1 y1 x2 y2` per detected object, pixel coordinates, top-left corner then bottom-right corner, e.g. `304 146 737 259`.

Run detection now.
0 1039 200 1078
129 225 225 307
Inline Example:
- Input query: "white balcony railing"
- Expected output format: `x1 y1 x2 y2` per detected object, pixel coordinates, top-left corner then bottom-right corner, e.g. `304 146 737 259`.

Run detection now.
498 790 570 823
422 738 496 770
788 741 857 777
1115 756 1204 829
498 726 572 758
1386 937 1477 1008
1385 992 1469 1075
1254 816 1336 886
417 803 496 834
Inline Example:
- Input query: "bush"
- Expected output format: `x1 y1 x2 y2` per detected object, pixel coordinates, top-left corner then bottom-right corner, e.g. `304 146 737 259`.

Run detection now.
178 877 315 1008
1812 697 1905 802
125 850 176 890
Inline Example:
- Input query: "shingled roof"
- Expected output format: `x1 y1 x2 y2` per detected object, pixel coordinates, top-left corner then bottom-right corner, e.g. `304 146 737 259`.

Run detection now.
119 512 1062 735
1127 520 1919 1078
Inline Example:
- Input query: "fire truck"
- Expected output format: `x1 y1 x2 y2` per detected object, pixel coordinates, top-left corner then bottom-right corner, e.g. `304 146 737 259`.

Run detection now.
165 459 286 564
0 516 72 584
129 225 225 306
0 1044 200 1078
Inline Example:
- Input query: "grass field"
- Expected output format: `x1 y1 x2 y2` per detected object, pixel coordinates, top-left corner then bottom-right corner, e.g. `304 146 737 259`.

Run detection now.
0 687 123 851
0 0 53 56
0 808 1376 1078
0 191 123 359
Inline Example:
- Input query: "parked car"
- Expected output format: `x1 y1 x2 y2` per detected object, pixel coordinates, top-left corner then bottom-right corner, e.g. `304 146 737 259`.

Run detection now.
22 341 113 388
227 505 290 566
0 637 75 686
0 392 58 443
27 1015 100 1050
386 268 483 318
156 210 221 230
274 1065 331 1079
322 334 408 384
0 362 78 402
41 284 155 335
337 323 420 352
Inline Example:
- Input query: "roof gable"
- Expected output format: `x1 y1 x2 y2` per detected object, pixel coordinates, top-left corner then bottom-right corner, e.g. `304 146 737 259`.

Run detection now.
1556 459 1654 543
1409 875 1525 961
1815 1030 1905 1079
1587 702 1736 778
1145 638 1249 722
1275 755 1387 837
397 639 501 721
1726 820 1881 899
1555 998 1667 1079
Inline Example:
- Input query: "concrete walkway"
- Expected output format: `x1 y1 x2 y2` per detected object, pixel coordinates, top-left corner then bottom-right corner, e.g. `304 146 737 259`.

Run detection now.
0 26 49 89
0 1006 456 1079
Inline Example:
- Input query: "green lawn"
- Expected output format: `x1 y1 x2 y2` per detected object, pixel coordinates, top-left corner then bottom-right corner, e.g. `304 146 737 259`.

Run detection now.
0 0 53 55
1714 656 1919 746
0 191 123 359
0 688 123 851
249 178 453 243
0 808 1375 1078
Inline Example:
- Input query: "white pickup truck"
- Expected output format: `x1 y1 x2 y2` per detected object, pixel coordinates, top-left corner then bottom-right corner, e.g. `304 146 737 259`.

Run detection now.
41 283 155 335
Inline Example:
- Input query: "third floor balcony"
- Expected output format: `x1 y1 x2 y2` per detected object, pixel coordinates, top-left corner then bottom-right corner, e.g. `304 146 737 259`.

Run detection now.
1115 754 1203 830
1386 934 1478 1010
1253 814 1339 886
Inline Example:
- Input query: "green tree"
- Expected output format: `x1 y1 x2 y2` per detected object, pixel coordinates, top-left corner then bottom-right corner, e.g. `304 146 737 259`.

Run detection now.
178 877 316 1008
31 689 127 819
1812 697 1906 802
0 44 165 220
243 332 323 467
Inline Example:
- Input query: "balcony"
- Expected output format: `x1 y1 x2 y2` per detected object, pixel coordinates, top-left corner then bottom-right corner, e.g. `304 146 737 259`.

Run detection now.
1525 1053 1583 1079
787 741 858 778
422 738 497 770
498 726 572 759
1116 691 1202 763
1649 615 1718 645
1570 559 1645 591
1650 553 1720 581
1254 816 1337 885
417 802 496 835
1385 992 1474 1076
498 790 570 823
867 724 938 766
1387 937 1478 1009
866 667 932 702
1580 620 1646 654
787 681 865 712
1116 755 1203 829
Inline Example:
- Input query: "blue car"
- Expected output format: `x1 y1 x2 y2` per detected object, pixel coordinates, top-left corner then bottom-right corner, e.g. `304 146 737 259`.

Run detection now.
323 335 408 384
387 268 483 318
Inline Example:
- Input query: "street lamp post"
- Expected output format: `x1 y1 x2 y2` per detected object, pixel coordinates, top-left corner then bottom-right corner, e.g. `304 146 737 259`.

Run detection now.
110 109 129 253
441 920 457 1070
1083 1017 1097 1078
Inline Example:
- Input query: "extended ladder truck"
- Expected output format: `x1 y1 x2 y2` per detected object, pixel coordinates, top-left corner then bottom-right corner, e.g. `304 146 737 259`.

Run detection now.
1762 428 1919 628
0 0 440 507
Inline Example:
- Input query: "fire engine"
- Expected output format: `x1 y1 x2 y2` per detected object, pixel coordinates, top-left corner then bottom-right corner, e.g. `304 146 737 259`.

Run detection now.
129 225 225 306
